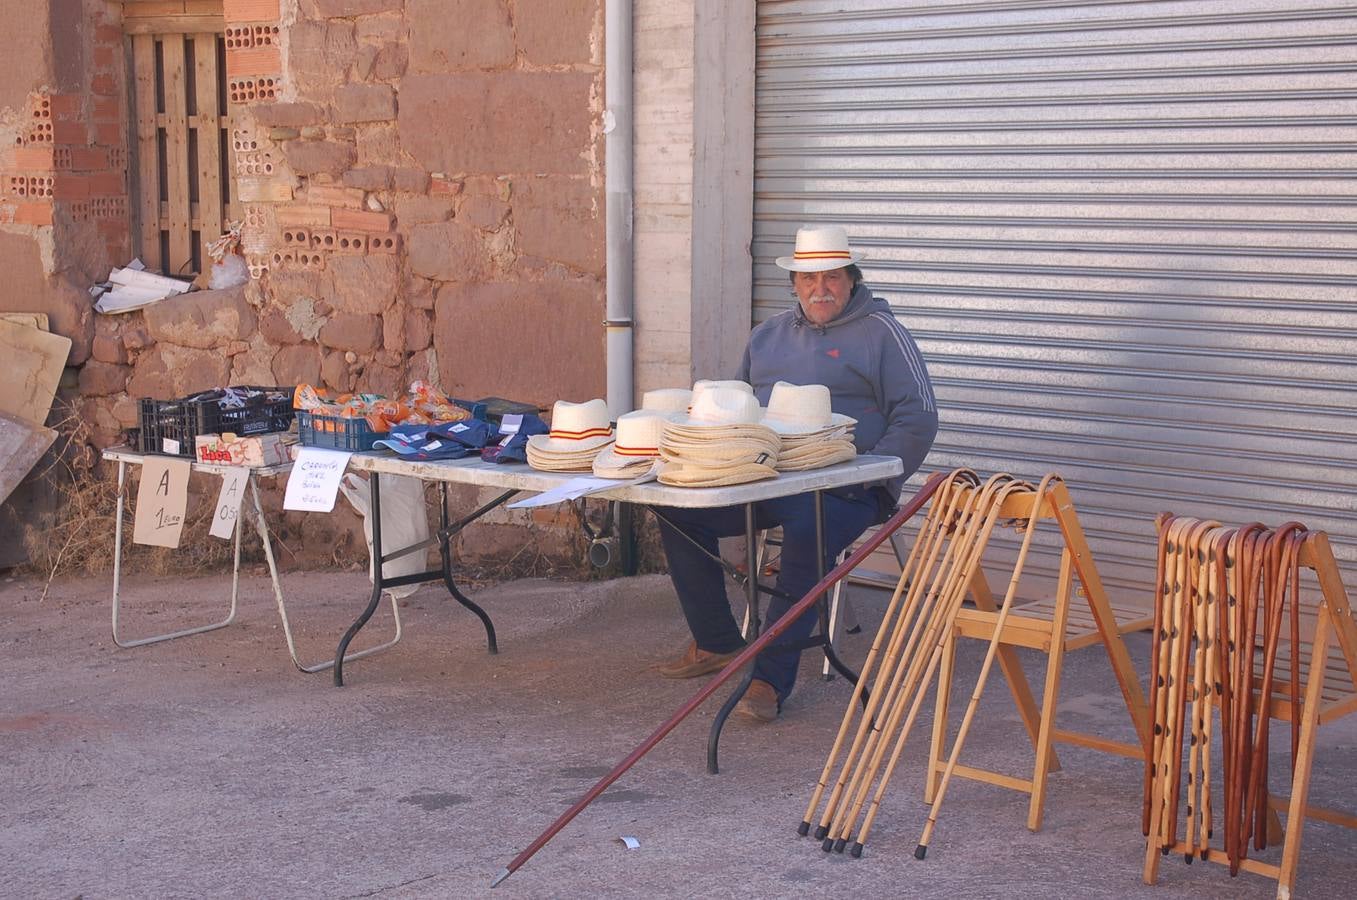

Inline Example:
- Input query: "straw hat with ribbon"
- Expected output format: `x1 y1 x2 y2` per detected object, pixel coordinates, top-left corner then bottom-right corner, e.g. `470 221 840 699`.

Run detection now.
592 410 671 479
526 398 614 472
775 224 866 273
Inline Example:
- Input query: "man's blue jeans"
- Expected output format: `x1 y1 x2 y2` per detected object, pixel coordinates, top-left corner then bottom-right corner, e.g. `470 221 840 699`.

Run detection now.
656 490 878 703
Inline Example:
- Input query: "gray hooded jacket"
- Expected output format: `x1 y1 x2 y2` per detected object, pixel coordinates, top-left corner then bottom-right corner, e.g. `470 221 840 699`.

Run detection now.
737 284 938 502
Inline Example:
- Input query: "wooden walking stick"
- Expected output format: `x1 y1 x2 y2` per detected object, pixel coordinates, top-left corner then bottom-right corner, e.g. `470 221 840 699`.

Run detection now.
824 476 1026 853
818 475 1011 850
809 473 977 843
1149 516 1194 853
1144 513 1176 837
1145 514 1187 850
486 473 946 887
1197 525 1233 859
799 470 973 838
913 475 1056 858
1226 523 1266 872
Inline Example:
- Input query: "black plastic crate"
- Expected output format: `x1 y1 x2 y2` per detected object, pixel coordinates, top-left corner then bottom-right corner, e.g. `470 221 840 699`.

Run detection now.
137 386 296 456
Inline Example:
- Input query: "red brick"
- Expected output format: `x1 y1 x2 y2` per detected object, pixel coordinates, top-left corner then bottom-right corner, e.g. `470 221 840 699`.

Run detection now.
52 176 90 201
87 171 126 194
52 121 87 144
93 45 115 68
48 94 81 119
92 97 120 123
91 74 117 96
14 202 54 226
7 147 55 170
224 0 281 22
96 23 123 44
331 207 393 232
72 147 107 171
226 46 283 77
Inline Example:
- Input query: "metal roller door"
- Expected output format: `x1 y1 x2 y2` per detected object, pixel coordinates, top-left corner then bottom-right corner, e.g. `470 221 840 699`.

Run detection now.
753 0 1357 598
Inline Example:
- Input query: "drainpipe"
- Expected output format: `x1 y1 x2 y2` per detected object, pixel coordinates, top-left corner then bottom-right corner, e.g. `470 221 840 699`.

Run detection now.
604 0 634 418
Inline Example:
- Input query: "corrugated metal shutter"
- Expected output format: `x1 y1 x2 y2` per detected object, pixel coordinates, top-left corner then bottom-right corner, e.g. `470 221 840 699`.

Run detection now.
753 0 1357 600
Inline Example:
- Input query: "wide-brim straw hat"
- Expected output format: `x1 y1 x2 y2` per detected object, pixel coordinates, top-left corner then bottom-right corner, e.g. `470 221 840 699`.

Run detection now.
775 440 857 472
775 225 866 273
672 385 764 429
641 388 692 416
761 381 857 435
689 379 753 414
592 410 670 478
527 398 614 455
658 460 779 487
780 424 854 449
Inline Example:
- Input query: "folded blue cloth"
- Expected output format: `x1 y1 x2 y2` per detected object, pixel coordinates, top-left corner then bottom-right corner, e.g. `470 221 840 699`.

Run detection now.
481 413 548 464
373 419 498 461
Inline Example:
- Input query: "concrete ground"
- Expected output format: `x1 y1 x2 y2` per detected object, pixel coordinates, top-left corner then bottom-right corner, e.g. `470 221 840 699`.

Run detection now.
2 568 1353 898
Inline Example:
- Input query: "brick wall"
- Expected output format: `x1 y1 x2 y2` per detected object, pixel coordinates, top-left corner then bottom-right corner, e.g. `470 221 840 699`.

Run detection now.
1 0 610 569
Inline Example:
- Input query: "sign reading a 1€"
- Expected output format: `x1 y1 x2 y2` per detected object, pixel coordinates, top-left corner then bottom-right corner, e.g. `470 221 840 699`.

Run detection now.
132 456 191 548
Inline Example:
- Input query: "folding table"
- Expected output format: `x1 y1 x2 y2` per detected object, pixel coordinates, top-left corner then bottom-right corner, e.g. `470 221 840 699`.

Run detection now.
337 452 904 772
101 447 402 673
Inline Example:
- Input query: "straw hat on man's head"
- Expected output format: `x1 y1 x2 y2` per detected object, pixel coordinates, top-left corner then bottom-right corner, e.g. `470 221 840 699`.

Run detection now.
775 225 865 273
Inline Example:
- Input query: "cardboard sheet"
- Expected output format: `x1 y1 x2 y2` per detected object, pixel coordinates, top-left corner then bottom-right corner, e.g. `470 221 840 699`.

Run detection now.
0 413 57 507
0 318 71 427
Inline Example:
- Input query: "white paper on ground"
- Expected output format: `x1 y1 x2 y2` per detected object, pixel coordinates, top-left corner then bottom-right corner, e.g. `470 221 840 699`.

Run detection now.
617 836 640 850
283 447 352 512
209 467 249 540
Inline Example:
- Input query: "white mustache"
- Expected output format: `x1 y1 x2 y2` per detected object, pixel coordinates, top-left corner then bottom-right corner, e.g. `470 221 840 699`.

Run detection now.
807 295 836 304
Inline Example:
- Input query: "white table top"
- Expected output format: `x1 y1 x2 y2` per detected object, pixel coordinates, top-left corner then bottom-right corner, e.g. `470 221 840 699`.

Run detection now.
345 452 903 508
102 446 293 477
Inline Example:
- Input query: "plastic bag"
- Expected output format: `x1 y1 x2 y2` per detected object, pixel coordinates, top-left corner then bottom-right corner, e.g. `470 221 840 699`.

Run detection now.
208 253 249 289
338 473 429 600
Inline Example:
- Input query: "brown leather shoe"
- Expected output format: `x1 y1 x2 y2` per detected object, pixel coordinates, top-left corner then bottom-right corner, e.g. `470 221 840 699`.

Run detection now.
735 678 780 723
656 641 743 679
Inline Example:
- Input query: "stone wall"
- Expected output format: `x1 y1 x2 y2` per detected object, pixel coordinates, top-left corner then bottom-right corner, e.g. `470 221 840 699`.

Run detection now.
0 0 609 569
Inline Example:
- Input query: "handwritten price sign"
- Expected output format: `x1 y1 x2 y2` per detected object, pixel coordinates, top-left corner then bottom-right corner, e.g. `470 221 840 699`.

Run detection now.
132 456 191 548
283 448 352 513
209 467 250 540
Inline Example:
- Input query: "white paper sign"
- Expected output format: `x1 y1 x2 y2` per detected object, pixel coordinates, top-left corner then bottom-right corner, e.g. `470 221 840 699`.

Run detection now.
209 467 249 540
507 476 623 509
132 456 191 548
283 448 352 512
500 414 523 435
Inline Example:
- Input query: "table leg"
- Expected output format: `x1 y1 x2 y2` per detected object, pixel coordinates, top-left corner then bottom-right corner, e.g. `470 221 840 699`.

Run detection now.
814 491 866 693
439 483 498 654
706 502 760 775
111 459 239 647
334 472 387 686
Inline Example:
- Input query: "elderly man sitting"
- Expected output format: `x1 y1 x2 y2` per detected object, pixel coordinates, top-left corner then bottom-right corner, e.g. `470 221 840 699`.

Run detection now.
656 225 939 722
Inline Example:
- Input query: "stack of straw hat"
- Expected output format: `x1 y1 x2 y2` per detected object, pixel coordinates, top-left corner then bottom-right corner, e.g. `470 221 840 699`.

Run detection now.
639 388 692 416
526 399 614 472
761 381 858 471
592 410 670 479
658 384 780 487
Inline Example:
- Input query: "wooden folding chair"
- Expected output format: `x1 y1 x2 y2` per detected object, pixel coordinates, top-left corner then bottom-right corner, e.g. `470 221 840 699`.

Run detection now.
926 480 1154 831
1144 530 1357 899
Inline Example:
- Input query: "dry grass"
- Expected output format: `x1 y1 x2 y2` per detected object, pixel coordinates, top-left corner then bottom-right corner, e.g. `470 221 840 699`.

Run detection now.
22 405 255 599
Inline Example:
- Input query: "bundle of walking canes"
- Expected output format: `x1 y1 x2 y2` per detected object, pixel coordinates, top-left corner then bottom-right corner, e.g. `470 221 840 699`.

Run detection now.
801 469 1059 859
1142 515 1309 873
